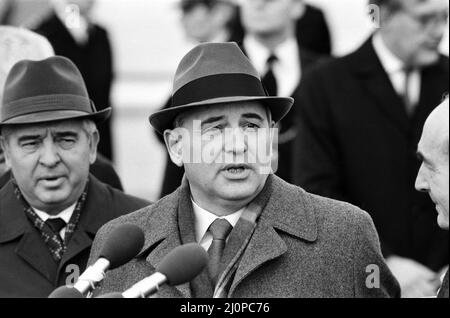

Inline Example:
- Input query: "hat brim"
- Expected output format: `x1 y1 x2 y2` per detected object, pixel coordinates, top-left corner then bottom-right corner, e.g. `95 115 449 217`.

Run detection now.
0 108 111 127
149 96 294 134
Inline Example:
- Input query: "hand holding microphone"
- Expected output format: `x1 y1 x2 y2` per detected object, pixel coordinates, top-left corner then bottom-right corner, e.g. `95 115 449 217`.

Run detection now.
98 243 208 298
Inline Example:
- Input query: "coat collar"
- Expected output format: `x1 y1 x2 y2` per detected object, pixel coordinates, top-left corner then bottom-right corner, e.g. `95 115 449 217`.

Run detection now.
0 175 116 282
138 174 318 297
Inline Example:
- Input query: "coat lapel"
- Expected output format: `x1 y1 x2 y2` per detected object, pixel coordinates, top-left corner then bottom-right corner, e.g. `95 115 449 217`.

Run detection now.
139 182 192 298
349 37 410 134
228 176 318 296
0 181 57 284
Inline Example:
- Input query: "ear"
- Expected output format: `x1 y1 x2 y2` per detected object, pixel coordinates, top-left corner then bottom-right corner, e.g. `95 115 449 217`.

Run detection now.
291 0 306 20
164 128 184 167
88 130 99 164
0 137 12 169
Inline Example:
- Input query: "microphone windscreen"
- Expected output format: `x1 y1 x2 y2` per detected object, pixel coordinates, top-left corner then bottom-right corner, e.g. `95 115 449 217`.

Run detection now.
156 243 208 286
98 224 145 269
48 286 84 298
96 292 124 298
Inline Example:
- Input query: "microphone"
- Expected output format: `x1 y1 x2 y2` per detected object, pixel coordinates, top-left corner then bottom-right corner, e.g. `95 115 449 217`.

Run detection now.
73 223 145 296
100 243 208 298
48 286 84 298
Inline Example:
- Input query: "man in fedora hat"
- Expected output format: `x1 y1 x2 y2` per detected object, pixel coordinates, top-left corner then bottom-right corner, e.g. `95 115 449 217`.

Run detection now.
0 55 149 298
89 42 399 298
0 26 124 191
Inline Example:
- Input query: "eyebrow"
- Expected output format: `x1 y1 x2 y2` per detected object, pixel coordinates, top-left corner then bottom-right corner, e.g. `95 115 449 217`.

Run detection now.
200 116 226 129
52 131 79 138
241 113 265 122
17 134 43 143
416 150 431 164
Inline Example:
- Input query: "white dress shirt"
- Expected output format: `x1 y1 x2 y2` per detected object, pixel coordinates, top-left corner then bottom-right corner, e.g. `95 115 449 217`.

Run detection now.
192 199 244 251
34 203 76 240
243 35 301 97
372 33 421 107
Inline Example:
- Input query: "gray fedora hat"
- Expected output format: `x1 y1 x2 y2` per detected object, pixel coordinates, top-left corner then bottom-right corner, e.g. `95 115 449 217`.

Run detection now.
0 56 111 127
149 42 294 134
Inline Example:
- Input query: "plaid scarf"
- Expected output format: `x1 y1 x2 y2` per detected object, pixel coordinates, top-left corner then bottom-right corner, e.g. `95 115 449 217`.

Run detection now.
13 180 88 263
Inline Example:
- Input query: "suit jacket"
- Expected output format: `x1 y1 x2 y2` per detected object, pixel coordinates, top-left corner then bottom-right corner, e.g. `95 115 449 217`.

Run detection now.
293 37 449 270
0 175 149 298
0 153 123 191
89 175 400 298
35 13 114 161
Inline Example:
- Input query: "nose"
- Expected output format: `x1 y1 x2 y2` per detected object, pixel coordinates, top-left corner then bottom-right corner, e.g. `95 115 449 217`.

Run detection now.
224 128 247 155
415 164 429 193
38 140 61 168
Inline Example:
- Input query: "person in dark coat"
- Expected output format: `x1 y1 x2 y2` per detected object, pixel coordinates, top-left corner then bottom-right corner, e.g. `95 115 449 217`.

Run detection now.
34 0 115 161
0 56 149 298
293 0 449 297
89 42 399 298
415 98 449 298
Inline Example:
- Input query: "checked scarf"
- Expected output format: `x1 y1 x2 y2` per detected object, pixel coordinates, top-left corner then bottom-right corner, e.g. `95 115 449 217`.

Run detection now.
13 180 88 263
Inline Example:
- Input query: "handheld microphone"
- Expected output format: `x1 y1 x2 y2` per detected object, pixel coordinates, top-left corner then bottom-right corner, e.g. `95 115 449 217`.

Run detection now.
99 243 208 298
48 286 84 298
73 223 145 296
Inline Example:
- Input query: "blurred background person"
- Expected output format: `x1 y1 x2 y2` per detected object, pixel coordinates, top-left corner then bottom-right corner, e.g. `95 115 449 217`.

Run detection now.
180 0 239 43
157 0 240 198
0 26 123 191
238 0 323 184
231 0 332 56
415 97 449 298
294 0 449 297
34 0 115 162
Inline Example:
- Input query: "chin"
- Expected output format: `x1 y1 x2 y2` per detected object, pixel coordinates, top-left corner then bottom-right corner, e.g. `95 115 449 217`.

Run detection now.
437 214 449 230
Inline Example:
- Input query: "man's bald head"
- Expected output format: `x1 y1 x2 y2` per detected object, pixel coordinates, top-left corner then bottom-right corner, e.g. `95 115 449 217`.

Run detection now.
424 97 449 160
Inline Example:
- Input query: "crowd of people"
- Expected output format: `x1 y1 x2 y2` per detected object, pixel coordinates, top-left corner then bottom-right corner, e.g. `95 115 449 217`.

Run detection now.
0 0 448 299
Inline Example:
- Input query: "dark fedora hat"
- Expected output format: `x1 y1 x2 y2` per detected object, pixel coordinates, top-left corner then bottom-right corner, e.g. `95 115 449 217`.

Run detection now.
149 42 294 134
0 56 111 127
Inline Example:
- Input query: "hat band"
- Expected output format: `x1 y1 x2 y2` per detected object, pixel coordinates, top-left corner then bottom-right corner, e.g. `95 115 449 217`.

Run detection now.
172 73 267 107
1 94 95 123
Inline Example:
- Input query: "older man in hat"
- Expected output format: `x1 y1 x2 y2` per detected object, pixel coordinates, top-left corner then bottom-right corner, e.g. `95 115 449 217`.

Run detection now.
415 97 449 298
0 56 149 298
89 42 399 298
0 26 124 191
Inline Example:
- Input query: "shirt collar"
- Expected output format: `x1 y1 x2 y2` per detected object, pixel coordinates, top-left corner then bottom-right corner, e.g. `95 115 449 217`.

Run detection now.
373 32 405 75
243 35 299 73
191 199 244 243
33 203 76 224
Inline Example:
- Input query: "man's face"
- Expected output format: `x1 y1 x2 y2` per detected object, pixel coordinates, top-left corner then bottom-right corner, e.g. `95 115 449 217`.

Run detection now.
240 0 303 37
181 3 216 43
415 104 449 229
0 120 98 214
166 102 274 212
383 0 448 66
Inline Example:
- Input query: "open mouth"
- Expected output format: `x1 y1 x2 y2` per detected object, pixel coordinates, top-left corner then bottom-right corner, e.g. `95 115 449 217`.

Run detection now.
223 164 250 174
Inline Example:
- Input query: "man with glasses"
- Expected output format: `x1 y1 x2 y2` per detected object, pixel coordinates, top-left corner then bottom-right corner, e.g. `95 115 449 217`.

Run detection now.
294 0 449 297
